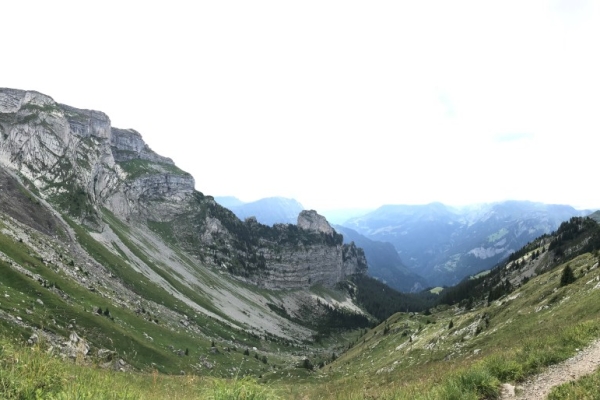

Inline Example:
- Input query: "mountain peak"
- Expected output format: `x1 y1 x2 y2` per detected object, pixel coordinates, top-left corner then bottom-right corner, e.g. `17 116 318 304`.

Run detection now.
298 209 335 235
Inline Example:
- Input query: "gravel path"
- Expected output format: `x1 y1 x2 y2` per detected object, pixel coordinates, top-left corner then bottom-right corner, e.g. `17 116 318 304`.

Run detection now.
500 339 600 399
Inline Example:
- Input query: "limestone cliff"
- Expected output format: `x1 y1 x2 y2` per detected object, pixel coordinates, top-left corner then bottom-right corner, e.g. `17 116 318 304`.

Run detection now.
242 211 367 289
0 87 367 290
298 210 335 235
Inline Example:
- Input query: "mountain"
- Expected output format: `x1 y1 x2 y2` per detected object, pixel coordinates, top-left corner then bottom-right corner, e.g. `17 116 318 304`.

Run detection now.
589 210 600 223
311 215 600 399
333 225 428 292
0 88 370 376
215 196 304 226
213 196 245 208
217 195 427 292
6 87 600 399
320 208 374 225
343 201 591 286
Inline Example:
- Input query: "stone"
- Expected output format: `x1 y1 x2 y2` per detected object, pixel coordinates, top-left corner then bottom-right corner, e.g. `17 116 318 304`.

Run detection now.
27 333 39 345
97 349 114 361
501 383 516 397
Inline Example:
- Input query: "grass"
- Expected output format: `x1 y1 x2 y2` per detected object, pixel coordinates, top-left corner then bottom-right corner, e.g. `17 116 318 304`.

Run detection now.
118 159 189 180
275 252 600 399
1 236 599 398
0 225 277 377
4 165 600 398
0 337 281 399
548 368 600 399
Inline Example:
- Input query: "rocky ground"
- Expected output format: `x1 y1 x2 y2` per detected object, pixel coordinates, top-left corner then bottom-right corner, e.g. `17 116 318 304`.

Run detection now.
501 339 600 399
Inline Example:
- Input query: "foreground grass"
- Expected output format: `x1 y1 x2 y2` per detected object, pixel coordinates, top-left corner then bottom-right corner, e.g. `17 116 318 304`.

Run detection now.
548 367 600 400
0 338 280 399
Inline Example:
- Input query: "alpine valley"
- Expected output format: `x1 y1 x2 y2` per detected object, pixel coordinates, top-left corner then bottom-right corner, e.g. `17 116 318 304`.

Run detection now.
1 88 600 400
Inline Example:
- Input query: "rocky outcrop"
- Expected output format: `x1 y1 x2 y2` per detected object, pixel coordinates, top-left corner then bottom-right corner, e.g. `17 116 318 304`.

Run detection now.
0 89 119 208
298 210 335 235
111 128 174 164
248 211 367 289
0 88 195 221
0 87 368 291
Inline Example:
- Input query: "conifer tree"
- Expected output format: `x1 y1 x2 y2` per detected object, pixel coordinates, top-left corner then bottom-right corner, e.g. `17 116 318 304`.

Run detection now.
560 264 576 287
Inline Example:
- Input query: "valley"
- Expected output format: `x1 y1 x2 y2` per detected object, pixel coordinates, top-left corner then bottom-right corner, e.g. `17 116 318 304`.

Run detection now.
1 87 600 399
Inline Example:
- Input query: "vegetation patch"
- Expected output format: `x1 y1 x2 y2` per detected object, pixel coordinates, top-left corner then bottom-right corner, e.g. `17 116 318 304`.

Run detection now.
118 159 189 180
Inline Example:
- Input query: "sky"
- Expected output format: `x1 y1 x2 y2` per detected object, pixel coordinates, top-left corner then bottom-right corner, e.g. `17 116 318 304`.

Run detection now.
3 1 599 212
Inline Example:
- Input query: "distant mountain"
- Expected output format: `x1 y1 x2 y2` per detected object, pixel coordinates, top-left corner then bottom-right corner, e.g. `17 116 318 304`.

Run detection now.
213 196 245 208
343 201 591 286
214 196 305 226
589 210 600 223
334 225 428 292
320 208 374 225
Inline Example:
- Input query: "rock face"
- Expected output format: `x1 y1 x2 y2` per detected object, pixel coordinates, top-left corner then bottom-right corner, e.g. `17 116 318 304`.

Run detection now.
255 211 367 289
298 210 335 235
0 87 366 290
111 128 174 165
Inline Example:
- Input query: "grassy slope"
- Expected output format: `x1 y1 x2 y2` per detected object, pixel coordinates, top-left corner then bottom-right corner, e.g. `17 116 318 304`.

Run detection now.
0 337 280 400
1 206 363 383
2 251 598 399
277 252 600 399
0 218 288 377
2 202 599 398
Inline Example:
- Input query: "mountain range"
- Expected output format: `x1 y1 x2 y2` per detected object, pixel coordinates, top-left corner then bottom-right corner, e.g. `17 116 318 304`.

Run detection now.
214 196 304 226
343 201 592 286
212 195 593 289
3 87 600 399
0 87 373 376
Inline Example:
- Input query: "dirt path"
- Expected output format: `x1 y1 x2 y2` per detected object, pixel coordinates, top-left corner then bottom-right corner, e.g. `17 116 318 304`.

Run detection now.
500 339 600 399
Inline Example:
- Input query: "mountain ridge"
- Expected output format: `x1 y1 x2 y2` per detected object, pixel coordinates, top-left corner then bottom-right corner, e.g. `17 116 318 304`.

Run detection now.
343 200 592 285
0 87 370 363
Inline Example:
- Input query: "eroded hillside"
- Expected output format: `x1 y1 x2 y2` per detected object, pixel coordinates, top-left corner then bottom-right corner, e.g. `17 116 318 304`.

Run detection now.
0 88 371 376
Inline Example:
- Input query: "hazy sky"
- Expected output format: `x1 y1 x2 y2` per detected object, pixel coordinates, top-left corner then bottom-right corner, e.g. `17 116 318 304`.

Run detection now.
3 1 599 212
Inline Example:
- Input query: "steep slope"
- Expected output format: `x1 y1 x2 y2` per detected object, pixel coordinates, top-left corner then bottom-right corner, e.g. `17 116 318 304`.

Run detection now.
344 201 590 286
334 225 428 292
0 88 369 375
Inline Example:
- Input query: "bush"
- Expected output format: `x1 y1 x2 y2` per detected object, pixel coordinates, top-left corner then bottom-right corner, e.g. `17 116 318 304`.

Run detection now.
300 358 313 370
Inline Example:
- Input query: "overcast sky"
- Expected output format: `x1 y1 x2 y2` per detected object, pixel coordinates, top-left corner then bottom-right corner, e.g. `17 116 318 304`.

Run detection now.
3 1 599 212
